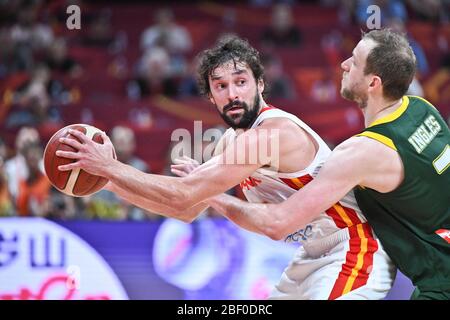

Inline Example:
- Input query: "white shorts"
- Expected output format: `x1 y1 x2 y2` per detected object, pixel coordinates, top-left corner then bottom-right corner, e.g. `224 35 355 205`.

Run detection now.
269 223 396 300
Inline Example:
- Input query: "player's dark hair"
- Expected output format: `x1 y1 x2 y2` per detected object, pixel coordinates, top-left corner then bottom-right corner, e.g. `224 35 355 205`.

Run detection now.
197 35 266 97
363 29 416 101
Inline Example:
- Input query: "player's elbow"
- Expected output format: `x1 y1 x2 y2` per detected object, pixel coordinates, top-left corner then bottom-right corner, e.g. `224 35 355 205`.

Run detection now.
170 189 194 212
263 212 290 241
171 198 190 212
177 214 195 224
265 230 283 241
172 178 204 212
265 224 287 241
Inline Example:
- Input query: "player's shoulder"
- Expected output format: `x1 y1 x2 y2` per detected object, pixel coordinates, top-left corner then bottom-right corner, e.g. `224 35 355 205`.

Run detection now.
257 117 306 138
334 135 397 162
258 116 294 127
258 117 313 149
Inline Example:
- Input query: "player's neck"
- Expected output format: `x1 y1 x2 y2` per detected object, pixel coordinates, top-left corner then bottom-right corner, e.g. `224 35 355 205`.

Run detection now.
257 101 269 114
242 101 269 132
364 96 403 127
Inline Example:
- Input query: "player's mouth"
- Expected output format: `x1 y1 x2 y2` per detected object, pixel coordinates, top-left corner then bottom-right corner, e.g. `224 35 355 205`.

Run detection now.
227 106 244 115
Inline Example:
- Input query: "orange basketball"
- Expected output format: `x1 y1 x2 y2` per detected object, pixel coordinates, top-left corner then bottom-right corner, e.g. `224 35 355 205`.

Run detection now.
44 124 112 197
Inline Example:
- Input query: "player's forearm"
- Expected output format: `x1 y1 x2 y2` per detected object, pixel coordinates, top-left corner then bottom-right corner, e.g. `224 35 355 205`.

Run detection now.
206 194 282 239
107 182 209 223
104 160 197 210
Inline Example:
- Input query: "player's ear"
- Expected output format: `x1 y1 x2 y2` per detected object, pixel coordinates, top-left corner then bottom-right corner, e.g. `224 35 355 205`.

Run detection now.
368 75 382 92
208 93 215 105
257 78 264 94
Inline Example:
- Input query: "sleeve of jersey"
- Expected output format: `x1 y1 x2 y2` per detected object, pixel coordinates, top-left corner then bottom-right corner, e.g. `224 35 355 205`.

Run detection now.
355 130 398 151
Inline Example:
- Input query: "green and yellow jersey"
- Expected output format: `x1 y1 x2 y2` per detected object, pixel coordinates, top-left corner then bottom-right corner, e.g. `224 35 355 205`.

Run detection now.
354 96 450 299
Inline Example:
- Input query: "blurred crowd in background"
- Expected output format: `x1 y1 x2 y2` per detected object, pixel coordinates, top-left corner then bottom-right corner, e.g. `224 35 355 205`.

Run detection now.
0 0 449 220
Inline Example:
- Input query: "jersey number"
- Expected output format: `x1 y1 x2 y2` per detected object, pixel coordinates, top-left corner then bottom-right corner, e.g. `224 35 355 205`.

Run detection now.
433 144 450 174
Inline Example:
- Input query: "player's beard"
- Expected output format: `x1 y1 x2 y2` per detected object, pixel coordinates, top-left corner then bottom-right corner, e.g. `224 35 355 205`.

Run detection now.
218 93 261 130
341 81 368 110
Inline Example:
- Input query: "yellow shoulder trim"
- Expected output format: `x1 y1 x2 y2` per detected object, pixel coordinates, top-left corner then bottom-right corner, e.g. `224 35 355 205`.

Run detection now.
368 96 409 128
356 131 397 151
407 95 438 111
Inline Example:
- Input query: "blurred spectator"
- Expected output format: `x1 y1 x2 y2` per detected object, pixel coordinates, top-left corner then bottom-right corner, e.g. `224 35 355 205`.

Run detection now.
84 191 127 220
443 53 450 70
178 57 200 97
0 158 14 216
129 47 178 98
261 4 302 48
139 8 192 81
6 64 65 128
249 0 296 7
406 0 449 23
311 69 337 103
261 54 296 100
8 3 54 71
334 0 357 26
140 8 192 55
0 1 21 25
83 190 126 220
0 139 14 216
406 76 424 97
355 0 408 25
45 38 82 78
4 127 41 201
16 142 51 217
111 126 149 172
338 0 356 25
82 8 116 47
47 187 79 220
221 7 237 34
0 26 21 77
321 30 345 67
128 106 154 129
0 137 7 160
423 52 450 103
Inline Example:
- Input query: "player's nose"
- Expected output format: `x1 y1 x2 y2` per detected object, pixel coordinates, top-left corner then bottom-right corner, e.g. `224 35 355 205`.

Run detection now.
227 85 239 101
341 58 350 71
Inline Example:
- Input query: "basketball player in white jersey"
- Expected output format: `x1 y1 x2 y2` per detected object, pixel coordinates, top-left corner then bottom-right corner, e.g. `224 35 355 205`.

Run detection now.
57 36 395 299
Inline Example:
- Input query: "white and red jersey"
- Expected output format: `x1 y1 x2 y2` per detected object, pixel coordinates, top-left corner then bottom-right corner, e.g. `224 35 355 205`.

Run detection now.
227 106 372 246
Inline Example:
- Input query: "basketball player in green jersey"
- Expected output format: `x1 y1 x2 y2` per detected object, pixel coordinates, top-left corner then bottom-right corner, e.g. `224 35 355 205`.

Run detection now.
175 29 449 299
346 32 450 299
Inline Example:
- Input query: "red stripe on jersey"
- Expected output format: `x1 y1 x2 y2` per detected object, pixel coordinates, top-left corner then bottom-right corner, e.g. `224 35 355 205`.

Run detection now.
325 206 349 229
340 205 362 226
328 223 378 299
298 174 313 185
279 177 300 190
328 225 360 299
352 223 378 290
279 174 313 191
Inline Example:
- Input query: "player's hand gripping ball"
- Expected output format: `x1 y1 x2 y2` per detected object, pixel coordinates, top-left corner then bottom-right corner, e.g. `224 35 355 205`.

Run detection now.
44 124 115 197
